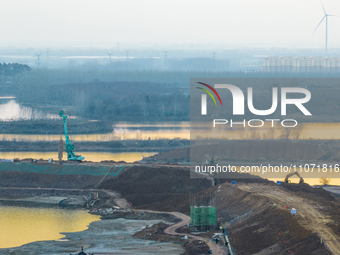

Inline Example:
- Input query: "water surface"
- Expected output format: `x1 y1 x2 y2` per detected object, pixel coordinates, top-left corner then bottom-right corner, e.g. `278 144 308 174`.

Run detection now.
0 205 100 249
0 100 59 120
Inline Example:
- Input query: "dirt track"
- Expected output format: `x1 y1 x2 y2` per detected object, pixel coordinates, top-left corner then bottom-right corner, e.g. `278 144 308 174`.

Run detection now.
238 183 340 255
139 210 228 255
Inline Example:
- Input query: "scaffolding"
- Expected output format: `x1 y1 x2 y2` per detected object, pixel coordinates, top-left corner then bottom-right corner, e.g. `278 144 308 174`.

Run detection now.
190 206 216 226
189 192 216 232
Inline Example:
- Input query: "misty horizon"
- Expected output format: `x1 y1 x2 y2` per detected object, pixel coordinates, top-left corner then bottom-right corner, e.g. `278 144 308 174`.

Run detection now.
1 0 340 49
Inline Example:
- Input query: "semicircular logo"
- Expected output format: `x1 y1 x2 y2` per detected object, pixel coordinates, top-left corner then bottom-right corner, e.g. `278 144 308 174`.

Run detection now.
196 82 222 106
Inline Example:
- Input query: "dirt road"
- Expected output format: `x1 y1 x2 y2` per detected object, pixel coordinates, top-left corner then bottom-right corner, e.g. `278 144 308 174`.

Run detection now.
139 209 228 255
238 183 340 255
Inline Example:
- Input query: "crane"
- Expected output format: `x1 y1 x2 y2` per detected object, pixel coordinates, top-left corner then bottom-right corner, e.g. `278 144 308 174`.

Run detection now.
284 171 304 184
59 110 84 161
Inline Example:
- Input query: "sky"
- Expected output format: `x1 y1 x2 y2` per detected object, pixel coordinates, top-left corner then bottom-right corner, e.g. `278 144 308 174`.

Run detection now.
1 0 340 48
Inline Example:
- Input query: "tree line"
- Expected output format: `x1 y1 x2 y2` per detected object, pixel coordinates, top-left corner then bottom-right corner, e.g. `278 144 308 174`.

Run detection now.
0 63 31 78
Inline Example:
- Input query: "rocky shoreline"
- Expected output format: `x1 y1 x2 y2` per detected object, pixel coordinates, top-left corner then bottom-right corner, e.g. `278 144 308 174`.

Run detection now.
1 216 185 255
0 197 203 255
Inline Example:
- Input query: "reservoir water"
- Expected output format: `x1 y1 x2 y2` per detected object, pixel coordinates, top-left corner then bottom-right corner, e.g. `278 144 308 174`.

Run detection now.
0 205 100 249
0 206 183 254
0 100 60 121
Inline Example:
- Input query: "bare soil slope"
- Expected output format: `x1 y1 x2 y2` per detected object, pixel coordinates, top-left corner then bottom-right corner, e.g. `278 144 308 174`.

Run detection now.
209 182 340 255
99 166 212 214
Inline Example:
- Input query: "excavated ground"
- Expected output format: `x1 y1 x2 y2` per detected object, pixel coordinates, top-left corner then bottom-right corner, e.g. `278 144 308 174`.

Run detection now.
133 222 210 255
97 164 340 254
98 165 212 214
0 163 212 211
192 182 340 255
1 159 339 254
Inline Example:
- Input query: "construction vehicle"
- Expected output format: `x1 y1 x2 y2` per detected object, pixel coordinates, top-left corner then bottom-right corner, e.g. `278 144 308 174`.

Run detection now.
59 110 84 161
284 171 304 184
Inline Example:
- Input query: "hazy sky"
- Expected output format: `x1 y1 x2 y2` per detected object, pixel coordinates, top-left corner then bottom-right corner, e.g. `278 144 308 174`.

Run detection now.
1 0 340 48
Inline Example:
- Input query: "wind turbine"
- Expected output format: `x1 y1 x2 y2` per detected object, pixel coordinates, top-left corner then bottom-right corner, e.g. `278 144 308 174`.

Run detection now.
313 1 340 55
163 51 168 62
107 52 113 64
35 53 42 68
125 50 130 59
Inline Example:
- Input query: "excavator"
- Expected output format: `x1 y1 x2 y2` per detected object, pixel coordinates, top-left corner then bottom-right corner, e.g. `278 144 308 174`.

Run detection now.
284 171 304 184
59 110 84 161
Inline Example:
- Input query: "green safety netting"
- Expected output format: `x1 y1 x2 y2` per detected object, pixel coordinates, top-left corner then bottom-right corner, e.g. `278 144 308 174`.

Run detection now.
190 206 216 226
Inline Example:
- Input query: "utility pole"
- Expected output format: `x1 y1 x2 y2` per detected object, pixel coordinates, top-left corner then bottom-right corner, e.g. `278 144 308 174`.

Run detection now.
125 50 130 59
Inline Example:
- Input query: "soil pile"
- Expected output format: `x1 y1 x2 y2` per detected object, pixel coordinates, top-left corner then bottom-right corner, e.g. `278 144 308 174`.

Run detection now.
281 183 336 202
230 206 329 255
99 166 212 213
215 182 340 254
180 182 337 254
133 222 210 255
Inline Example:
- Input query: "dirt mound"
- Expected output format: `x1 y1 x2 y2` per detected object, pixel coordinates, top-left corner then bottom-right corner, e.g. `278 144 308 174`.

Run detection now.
133 222 210 255
281 183 335 201
230 206 330 255
234 183 340 254
127 171 271 215
180 239 210 255
137 194 191 215
99 166 211 195
190 182 337 254
99 166 212 210
133 222 179 242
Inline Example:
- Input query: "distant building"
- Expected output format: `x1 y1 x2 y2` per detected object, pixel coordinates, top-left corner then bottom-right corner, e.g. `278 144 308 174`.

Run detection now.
263 56 340 72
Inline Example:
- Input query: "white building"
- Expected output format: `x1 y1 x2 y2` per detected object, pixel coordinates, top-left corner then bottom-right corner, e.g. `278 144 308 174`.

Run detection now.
263 56 340 72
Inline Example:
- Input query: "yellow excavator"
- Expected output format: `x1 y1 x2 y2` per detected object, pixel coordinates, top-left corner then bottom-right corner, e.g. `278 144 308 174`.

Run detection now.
284 171 304 184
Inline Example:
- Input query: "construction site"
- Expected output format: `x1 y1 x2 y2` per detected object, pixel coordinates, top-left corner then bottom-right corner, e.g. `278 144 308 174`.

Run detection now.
3 0 340 254
0 110 339 255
